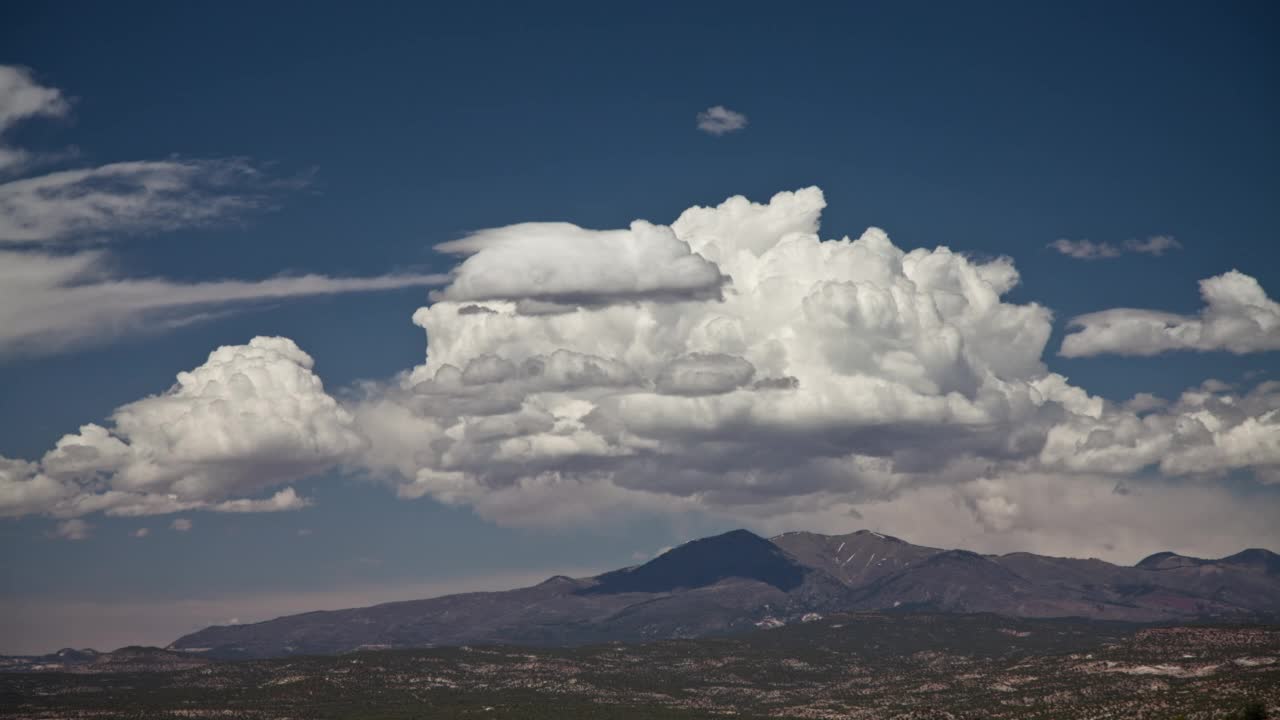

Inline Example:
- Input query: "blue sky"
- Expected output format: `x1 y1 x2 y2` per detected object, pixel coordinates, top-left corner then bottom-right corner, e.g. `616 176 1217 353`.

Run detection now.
1 1 1277 653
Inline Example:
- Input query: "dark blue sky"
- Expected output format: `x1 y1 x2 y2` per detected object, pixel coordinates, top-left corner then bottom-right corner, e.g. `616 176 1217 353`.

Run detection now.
1 1 1277 652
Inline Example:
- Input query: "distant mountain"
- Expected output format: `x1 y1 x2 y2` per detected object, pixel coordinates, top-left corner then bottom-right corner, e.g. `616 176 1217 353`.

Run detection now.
0 646 207 674
168 530 1280 659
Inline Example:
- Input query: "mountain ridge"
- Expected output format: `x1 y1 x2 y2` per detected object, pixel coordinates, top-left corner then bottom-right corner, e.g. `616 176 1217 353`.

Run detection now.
168 529 1280 659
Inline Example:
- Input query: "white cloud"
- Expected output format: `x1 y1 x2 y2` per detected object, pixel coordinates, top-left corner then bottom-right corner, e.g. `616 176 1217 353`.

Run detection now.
433 221 725 307
52 518 90 541
0 66 444 358
340 186 1278 557
353 187 1069 522
0 66 70 173
1047 235 1181 260
23 337 360 518
5 186 1277 562
131 527 149 538
170 518 192 532
1047 238 1121 260
0 248 445 357
1061 270 1280 356
211 487 311 513
696 105 748 135
0 159 293 244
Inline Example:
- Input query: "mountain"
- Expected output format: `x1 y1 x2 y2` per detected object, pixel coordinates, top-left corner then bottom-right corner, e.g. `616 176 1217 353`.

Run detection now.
169 530 1280 659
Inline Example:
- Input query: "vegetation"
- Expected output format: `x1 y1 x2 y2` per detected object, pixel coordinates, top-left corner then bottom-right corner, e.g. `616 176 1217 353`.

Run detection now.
2 614 1276 719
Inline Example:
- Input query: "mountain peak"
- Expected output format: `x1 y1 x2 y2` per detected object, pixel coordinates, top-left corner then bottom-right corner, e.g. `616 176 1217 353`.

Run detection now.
1135 552 1207 570
580 529 806 595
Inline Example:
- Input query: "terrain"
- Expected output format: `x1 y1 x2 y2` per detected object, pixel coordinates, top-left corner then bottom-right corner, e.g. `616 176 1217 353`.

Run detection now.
168 529 1280 659
3 613 1276 719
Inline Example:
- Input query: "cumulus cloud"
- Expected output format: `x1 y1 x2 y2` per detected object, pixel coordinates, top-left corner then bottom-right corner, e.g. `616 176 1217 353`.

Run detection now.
131 527 149 538
696 105 748 135
11 337 358 518
336 186 1280 560
1061 270 1280 356
1047 235 1181 260
432 221 725 307
354 187 1070 522
7 186 1278 561
170 518 192 532
0 248 445 357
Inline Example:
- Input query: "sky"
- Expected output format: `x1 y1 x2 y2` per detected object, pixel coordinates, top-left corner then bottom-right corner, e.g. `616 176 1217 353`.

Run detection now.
1 1 1278 654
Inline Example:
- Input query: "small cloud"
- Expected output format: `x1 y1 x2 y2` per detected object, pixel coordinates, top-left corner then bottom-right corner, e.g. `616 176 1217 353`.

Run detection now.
696 105 748 135
131 527 150 538
170 518 192 532
52 518 90 540
1124 235 1181 256
297 528 312 537
1048 236 1181 260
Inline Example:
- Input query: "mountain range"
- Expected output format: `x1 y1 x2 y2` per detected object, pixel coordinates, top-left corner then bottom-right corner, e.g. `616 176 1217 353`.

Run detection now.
170 529 1280 659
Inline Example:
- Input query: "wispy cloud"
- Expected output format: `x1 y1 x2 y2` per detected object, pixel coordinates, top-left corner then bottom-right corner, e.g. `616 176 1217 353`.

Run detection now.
0 249 445 357
696 105 748 135
0 66 71 174
0 158 298 244
1047 235 1181 260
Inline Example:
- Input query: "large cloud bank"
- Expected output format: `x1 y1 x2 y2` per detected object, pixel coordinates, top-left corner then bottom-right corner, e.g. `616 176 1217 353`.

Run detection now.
346 187 1279 557
7 186 1278 560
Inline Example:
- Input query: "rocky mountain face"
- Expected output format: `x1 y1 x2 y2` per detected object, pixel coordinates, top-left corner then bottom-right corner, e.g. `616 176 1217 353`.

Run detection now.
169 529 1280 659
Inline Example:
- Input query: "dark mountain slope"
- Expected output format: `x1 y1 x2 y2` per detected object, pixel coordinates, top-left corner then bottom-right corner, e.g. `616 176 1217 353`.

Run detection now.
583 529 807 594
169 529 1280 659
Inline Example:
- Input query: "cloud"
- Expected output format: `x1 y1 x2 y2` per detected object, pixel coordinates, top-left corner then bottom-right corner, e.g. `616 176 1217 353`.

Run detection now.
131 527 149 538
210 487 311 513
353 187 1067 520
52 518 90 541
0 66 445 358
1047 235 1181 260
170 518 192 532
0 248 445 357
6 186 1278 563
1040 380 1280 482
0 66 70 173
432 221 725 307
0 159 298 244
1061 270 1280 356
17 337 358 518
696 105 748 135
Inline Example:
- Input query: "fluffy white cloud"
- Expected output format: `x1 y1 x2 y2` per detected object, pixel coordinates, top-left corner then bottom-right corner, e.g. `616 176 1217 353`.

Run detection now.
1040 380 1280 482
353 187 1081 523
696 105 748 135
7 186 1278 561
15 337 360 518
170 518 192 532
0 248 445 357
341 186 1279 553
433 221 725 306
1047 235 1181 260
1061 270 1280 356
